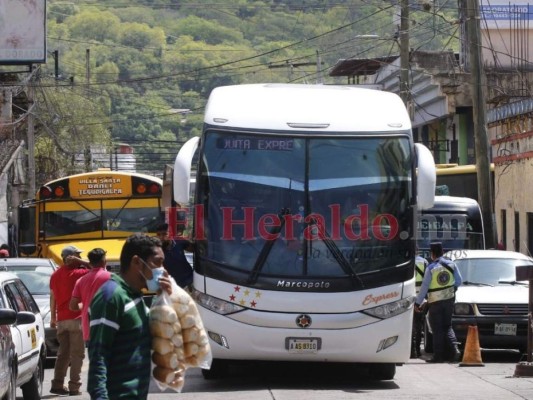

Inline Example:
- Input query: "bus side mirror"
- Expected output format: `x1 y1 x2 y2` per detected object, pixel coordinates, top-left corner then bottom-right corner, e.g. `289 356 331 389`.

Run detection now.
18 206 32 230
19 244 37 256
18 205 37 256
173 136 200 204
415 143 436 210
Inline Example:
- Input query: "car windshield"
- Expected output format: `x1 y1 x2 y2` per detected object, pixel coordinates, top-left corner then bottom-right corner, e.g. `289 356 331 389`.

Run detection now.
454 257 533 286
6 265 53 295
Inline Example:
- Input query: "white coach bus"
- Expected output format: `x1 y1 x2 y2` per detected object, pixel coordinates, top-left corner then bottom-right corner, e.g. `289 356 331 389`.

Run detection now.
173 84 436 380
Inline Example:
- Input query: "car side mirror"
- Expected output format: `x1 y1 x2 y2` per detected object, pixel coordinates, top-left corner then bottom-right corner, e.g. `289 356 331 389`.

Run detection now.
0 308 17 325
16 311 36 325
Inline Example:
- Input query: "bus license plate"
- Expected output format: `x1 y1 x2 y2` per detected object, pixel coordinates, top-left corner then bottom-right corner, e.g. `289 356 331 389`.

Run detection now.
495 323 517 336
286 337 321 354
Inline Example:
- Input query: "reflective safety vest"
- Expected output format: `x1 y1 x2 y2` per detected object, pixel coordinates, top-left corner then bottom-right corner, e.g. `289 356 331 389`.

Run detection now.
415 256 427 294
427 261 456 303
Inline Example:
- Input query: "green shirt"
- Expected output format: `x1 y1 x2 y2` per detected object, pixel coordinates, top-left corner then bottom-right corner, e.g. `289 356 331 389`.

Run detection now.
88 274 151 399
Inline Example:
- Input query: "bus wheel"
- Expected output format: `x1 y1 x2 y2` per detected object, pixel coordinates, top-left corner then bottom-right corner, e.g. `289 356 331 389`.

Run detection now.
368 363 396 380
201 359 228 380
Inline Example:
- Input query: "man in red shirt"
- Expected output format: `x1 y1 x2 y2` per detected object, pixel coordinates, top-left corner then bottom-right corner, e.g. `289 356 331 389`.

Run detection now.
49 245 90 396
69 248 111 345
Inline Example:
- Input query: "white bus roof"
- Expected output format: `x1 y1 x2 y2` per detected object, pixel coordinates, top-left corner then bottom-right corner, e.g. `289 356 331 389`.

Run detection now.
434 195 480 205
204 84 411 132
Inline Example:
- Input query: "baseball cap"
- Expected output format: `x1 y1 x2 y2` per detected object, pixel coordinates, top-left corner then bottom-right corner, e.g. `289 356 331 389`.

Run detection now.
61 245 84 259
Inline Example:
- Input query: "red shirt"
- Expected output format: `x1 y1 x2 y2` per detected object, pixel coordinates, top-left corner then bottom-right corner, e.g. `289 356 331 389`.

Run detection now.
50 264 89 321
71 267 111 341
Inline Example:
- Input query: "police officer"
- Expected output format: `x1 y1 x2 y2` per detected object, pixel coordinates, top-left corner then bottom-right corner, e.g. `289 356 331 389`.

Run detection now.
411 253 428 358
415 242 462 363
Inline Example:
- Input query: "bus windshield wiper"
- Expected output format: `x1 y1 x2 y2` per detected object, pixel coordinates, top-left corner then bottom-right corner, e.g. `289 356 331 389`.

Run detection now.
106 198 131 220
498 280 527 286
247 208 290 285
310 218 364 289
462 280 493 287
72 199 100 218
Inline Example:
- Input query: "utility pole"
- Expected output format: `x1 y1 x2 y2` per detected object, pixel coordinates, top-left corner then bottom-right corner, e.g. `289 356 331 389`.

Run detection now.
464 0 496 248
399 0 410 105
54 50 59 81
86 49 90 86
28 69 36 196
0 89 11 139
316 50 323 84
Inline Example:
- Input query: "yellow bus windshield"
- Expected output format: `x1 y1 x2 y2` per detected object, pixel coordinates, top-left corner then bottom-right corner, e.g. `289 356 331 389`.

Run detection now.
36 172 163 240
40 199 161 239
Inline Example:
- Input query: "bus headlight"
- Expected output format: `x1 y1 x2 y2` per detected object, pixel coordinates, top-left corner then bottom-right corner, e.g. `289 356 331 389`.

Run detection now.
191 288 245 315
362 296 415 319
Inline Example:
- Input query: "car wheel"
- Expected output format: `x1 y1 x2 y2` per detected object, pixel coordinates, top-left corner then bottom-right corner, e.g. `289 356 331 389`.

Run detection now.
201 359 228 380
2 368 16 400
21 355 43 399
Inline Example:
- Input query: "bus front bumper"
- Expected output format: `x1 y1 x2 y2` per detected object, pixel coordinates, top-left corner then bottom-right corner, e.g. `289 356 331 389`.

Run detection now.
199 308 412 364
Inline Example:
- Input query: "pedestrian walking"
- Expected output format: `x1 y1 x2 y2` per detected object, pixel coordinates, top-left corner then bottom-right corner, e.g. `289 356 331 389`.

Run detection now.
49 245 90 396
415 242 462 363
87 233 172 399
69 248 111 345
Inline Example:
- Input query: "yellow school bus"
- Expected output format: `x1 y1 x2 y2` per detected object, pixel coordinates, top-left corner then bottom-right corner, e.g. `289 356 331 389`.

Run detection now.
17 170 163 270
435 163 494 201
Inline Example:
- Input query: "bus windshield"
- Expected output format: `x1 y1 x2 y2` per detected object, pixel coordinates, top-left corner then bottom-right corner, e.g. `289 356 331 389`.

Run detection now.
417 214 485 257
417 196 485 258
197 132 413 280
41 199 161 238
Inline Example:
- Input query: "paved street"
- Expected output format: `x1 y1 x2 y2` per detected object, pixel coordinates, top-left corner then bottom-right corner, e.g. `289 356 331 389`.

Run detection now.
28 350 533 400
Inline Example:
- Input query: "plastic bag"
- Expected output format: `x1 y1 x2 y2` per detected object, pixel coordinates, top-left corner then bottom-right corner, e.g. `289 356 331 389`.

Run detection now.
149 279 212 392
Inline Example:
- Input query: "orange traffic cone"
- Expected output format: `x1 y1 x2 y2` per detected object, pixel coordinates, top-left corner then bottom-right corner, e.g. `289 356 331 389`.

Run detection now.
459 325 484 367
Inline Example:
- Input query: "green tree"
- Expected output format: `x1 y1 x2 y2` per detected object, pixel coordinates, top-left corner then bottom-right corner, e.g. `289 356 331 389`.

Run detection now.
119 22 166 51
34 77 110 183
169 16 245 45
65 10 121 42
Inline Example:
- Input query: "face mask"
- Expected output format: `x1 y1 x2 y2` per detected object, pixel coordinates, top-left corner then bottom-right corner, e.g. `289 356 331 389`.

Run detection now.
146 267 164 292
139 259 164 292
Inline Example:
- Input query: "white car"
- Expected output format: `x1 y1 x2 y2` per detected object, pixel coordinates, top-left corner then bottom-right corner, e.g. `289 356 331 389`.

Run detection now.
0 271 46 399
0 258 59 359
444 249 533 353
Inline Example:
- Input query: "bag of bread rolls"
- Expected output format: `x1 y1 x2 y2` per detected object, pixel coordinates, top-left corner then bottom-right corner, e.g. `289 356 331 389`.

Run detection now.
170 279 212 370
150 288 185 392
150 277 212 392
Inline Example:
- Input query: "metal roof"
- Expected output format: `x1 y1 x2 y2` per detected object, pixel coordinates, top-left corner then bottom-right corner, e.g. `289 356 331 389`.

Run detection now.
329 56 399 77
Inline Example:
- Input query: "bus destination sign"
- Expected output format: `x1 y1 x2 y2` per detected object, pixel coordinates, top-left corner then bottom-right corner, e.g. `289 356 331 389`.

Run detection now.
217 138 294 151
70 174 133 199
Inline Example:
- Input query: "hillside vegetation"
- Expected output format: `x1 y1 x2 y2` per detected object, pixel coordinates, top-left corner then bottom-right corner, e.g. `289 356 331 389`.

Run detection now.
32 0 458 181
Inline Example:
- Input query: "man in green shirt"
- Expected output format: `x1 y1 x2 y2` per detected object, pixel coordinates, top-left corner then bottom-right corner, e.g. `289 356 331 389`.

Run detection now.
88 234 172 399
